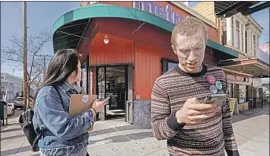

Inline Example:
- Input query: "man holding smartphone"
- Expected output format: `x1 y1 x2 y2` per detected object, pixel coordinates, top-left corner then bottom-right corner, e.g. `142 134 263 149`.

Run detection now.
151 17 239 156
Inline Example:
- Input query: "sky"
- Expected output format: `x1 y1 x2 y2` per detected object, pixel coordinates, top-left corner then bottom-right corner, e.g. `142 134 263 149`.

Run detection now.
1 2 80 77
1 2 269 78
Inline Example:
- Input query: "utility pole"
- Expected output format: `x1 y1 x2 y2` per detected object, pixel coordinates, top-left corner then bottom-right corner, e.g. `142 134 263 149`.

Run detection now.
36 54 52 80
23 1 28 110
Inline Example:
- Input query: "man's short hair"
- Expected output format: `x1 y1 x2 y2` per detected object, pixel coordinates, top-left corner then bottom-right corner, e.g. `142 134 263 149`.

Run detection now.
171 16 208 45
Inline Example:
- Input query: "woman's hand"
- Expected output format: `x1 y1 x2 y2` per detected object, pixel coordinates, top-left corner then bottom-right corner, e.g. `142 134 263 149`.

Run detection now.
92 97 110 113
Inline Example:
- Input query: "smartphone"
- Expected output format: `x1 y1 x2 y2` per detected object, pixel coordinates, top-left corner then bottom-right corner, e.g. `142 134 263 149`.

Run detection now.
98 93 112 101
101 96 110 103
203 94 227 105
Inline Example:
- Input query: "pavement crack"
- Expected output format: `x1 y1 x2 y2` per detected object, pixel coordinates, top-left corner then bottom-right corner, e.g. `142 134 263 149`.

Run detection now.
13 140 25 156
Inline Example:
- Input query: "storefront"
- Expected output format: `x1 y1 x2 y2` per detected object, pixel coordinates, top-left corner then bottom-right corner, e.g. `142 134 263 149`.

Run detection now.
219 58 269 111
52 2 238 126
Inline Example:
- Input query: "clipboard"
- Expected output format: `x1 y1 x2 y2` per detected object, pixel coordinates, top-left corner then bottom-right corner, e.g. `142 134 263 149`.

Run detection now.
69 94 97 117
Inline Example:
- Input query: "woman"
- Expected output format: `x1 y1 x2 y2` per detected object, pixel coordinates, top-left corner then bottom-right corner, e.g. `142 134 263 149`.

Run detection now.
33 49 108 156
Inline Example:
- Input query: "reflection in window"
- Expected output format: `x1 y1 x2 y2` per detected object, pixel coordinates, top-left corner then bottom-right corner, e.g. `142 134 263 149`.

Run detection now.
168 62 178 71
162 58 178 74
227 83 233 98
239 85 247 103
81 63 87 93
98 67 105 99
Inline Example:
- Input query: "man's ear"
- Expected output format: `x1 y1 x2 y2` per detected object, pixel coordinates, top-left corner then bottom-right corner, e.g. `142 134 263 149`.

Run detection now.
171 44 177 54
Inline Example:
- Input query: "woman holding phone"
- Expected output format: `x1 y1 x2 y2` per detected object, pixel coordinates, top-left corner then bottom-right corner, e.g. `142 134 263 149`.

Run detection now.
33 49 109 156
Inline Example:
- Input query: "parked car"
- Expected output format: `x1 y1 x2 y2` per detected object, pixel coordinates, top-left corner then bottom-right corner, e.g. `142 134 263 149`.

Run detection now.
14 97 24 109
7 103 15 116
14 97 33 109
0 100 15 117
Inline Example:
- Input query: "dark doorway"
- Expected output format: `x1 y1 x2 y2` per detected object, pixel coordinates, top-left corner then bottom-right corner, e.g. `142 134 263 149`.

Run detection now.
96 65 128 120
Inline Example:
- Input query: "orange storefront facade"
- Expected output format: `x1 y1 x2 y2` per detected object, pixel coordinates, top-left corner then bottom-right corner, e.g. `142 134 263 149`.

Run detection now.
53 1 238 126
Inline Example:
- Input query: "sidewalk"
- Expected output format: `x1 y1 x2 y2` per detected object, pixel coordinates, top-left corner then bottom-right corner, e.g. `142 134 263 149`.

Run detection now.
232 106 269 156
1 106 269 156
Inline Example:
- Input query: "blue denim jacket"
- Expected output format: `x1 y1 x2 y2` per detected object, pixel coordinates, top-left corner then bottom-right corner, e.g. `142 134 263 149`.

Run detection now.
33 82 94 154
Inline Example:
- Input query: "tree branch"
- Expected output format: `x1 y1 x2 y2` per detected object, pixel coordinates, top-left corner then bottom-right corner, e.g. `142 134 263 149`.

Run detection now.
29 37 50 79
1 48 23 63
29 71 42 85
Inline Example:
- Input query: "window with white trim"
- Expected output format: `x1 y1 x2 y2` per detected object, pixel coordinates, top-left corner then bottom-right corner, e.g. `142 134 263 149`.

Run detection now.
239 85 247 103
241 24 244 52
245 30 247 53
231 17 234 46
221 19 227 45
253 34 257 56
235 20 240 49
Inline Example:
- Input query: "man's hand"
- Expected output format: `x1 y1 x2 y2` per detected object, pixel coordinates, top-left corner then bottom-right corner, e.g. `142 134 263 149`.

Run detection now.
175 97 219 125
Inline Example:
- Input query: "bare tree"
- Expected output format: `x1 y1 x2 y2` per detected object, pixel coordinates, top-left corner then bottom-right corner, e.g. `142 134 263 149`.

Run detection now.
1 31 52 102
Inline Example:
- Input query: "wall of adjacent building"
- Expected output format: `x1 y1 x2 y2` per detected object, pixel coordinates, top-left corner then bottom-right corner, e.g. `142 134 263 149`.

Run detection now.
192 2 263 59
1 73 23 102
192 2 216 24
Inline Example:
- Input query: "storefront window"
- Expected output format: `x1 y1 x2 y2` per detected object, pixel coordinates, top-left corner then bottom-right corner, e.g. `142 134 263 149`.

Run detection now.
168 62 178 70
81 63 87 93
239 85 247 103
227 83 233 98
162 58 178 74
81 57 89 93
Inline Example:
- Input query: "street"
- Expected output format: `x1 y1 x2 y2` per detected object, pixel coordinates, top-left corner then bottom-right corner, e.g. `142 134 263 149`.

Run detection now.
1 106 269 156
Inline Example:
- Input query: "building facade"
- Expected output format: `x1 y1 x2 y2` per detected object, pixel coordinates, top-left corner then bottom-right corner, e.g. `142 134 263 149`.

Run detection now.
260 42 270 103
0 73 22 103
53 1 240 126
193 2 269 111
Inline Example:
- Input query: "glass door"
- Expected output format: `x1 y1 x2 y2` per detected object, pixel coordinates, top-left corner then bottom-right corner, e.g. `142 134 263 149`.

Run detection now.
96 65 128 120
105 66 126 120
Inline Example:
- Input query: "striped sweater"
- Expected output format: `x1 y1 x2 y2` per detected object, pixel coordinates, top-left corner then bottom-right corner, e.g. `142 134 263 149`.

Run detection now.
151 65 239 156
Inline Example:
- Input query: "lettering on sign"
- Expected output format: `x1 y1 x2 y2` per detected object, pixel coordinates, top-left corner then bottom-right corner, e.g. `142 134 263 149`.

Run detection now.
133 1 184 24
236 76 243 82
227 74 249 83
226 74 235 81
80 1 97 7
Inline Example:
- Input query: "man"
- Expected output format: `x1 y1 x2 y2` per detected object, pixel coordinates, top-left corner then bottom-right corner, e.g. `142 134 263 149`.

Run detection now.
151 17 239 156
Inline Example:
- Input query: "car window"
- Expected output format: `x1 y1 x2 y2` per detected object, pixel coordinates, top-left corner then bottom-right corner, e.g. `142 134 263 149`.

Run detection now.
16 97 24 101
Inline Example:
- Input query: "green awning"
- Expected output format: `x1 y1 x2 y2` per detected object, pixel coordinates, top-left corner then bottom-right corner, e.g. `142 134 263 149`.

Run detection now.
53 3 238 58
207 40 238 58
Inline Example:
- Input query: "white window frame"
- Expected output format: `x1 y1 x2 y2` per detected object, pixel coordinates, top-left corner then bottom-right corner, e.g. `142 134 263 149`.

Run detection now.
235 20 240 50
231 17 234 47
253 34 257 57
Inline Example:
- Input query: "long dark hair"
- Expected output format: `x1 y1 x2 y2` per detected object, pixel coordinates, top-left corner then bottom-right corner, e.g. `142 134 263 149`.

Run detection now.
33 49 79 106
